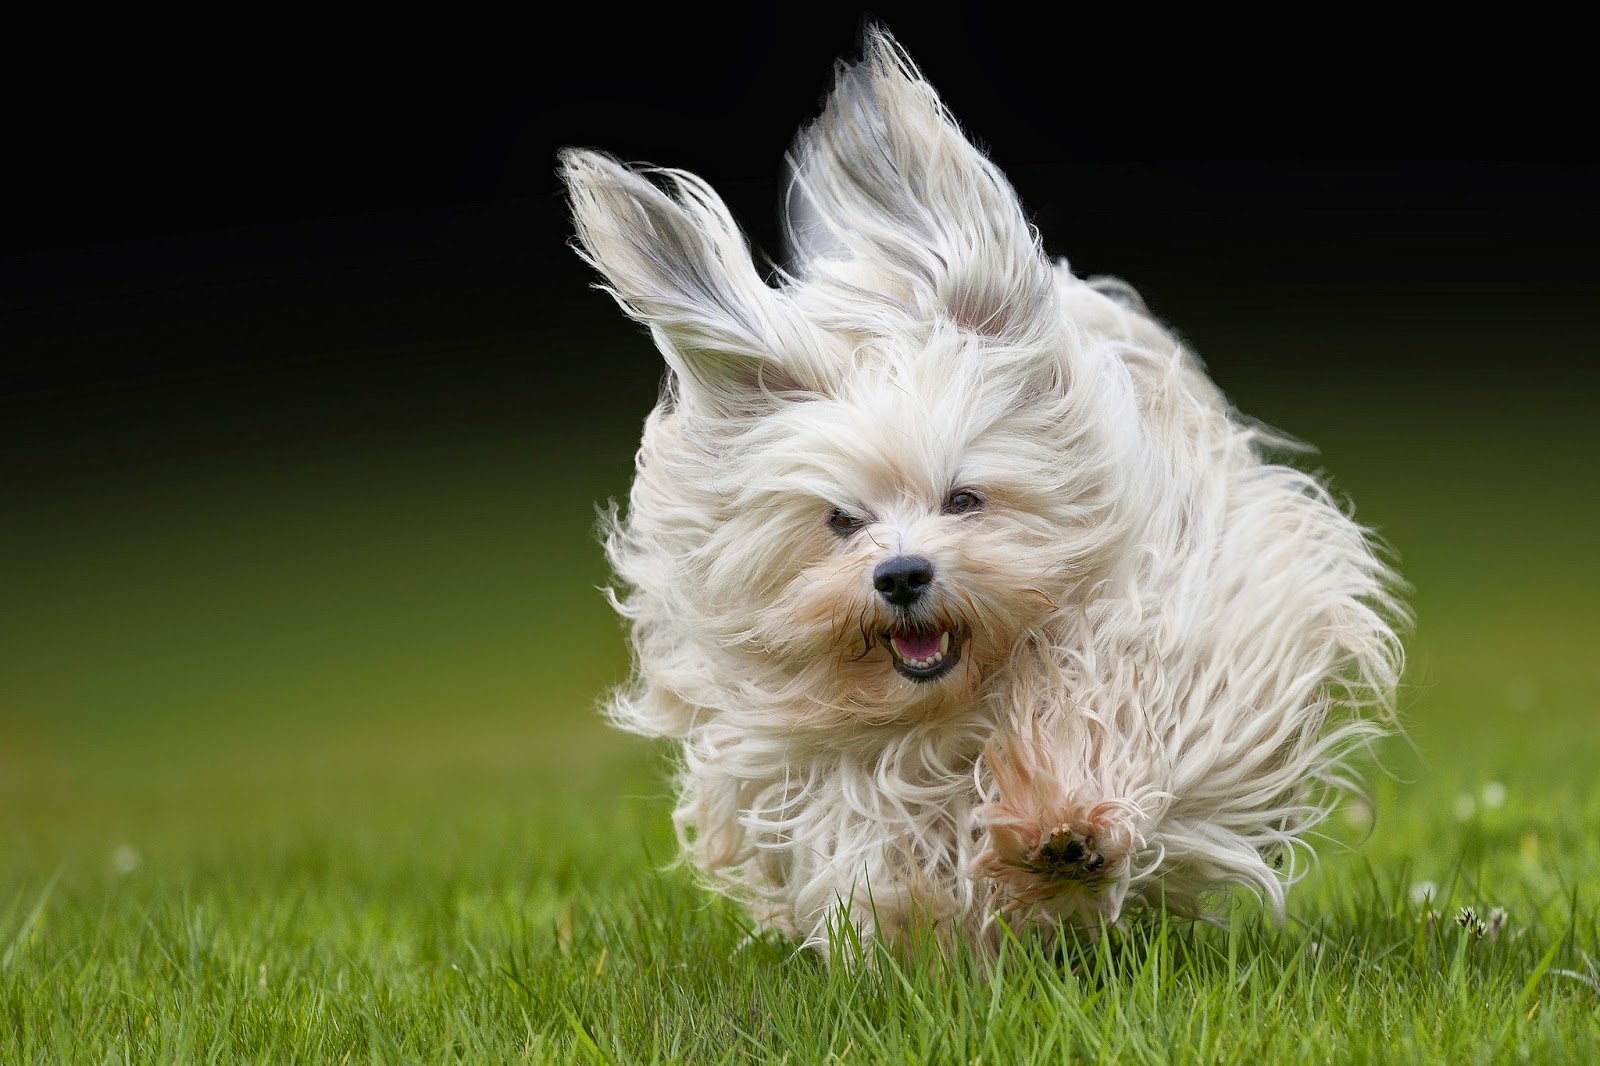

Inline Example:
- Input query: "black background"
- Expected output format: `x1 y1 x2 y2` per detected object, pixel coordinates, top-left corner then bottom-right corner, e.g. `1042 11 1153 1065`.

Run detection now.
6 10 1596 487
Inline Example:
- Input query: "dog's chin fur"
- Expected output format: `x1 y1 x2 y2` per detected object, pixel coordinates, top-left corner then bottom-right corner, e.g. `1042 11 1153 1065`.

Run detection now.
562 29 1406 960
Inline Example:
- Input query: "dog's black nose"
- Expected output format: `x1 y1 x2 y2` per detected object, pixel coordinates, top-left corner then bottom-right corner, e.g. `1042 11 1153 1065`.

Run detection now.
873 556 934 607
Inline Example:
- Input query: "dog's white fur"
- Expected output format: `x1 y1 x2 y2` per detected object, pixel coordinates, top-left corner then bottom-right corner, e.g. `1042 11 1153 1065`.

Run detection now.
561 30 1405 958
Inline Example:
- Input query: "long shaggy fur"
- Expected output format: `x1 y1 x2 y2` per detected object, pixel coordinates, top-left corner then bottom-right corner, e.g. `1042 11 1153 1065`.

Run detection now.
561 30 1406 959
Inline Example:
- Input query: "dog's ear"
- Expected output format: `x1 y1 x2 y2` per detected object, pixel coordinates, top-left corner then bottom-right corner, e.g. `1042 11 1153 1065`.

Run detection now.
785 28 1056 342
561 150 835 416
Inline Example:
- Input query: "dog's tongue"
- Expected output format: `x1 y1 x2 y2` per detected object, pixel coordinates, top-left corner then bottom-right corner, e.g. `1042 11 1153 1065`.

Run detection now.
892 629 943 661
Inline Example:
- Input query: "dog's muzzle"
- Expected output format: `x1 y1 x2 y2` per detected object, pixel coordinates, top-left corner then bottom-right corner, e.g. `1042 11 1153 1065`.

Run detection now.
871 557 963 681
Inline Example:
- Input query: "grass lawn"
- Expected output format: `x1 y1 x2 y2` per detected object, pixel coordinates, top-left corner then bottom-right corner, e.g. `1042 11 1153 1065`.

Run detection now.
3 391 1598 1062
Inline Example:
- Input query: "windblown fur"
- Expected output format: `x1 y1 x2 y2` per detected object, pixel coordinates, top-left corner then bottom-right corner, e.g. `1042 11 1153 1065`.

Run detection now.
561 30 1405 958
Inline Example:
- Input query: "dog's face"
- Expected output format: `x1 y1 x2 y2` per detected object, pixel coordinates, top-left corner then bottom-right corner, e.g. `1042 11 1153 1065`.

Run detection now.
703 331 1105 719
563 35 1139 724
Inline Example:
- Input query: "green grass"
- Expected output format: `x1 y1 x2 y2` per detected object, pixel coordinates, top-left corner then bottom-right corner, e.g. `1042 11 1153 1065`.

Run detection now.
3 410 1598 1062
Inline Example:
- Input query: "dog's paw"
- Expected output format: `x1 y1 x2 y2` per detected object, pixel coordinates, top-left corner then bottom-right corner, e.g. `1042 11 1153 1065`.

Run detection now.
1025 822 1109 882
973 792 1144 924
979 811 1120 891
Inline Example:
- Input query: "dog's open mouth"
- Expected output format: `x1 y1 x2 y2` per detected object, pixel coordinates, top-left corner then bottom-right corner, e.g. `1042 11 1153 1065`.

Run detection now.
883 626 962 682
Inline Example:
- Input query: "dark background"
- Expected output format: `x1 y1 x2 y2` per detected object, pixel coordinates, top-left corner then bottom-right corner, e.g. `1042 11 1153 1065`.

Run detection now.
8 12 1597 465
8 12 1597 428
3 11 1596 761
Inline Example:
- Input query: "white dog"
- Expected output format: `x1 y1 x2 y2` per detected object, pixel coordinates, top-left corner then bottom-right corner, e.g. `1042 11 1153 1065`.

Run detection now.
561 29 1405 958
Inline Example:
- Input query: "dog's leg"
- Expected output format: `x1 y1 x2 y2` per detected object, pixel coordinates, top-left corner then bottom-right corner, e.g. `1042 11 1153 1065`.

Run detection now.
971 727 1151 927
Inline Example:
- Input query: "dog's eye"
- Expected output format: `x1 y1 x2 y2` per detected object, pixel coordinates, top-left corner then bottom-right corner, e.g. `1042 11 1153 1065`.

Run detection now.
943 490 984 515
827 509 865 535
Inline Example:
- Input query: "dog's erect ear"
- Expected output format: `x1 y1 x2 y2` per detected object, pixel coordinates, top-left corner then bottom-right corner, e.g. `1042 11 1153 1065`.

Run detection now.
561 149 835 416
785 29 1056 341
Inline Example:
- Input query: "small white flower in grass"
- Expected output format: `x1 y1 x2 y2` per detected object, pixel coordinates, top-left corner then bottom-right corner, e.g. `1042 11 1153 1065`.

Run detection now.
1455 906 1487 939
1409 881 1438 906
111 844 142 875
1453 793 1476 821
1343 799 1372 828
1481 781 1507 809
1486 906 1508 939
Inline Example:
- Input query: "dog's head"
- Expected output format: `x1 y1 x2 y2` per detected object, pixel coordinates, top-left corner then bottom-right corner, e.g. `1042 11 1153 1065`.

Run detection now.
563 31 1145 725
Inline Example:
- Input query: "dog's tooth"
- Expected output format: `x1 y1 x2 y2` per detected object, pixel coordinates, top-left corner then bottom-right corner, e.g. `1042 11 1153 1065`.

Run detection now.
939 632 950 654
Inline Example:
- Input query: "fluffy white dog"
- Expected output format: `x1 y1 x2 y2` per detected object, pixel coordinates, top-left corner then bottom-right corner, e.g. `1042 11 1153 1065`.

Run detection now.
561 29 1405 958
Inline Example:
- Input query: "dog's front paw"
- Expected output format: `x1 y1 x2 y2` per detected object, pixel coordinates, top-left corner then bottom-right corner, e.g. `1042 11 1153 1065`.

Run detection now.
1026 822 1109 883
974 804 1138 926
974 740 1147 922
976 807 1123 900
